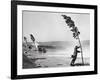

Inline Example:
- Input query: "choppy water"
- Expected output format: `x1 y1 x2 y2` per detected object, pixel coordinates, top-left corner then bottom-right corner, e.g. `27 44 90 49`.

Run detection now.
23 41 90 68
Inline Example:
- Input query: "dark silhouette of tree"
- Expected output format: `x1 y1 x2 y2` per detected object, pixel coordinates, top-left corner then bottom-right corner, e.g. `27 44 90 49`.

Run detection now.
24 37 28 46
30 34 35 42
62 15 84 65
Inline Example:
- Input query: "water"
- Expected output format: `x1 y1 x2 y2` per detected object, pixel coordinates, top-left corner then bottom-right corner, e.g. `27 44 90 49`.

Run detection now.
23 41 90 68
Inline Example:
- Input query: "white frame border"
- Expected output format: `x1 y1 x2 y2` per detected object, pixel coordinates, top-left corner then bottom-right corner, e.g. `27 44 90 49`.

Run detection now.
17 5 95 75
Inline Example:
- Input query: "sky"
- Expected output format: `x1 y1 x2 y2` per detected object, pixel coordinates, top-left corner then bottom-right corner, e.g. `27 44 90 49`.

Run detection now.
23 11 90 42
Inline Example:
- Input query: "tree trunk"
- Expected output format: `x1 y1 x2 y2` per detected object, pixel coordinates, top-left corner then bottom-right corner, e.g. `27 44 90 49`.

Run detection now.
77 36 84 64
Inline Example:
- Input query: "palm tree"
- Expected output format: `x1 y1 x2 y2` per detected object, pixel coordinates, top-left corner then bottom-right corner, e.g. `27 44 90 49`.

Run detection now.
61 15 84 65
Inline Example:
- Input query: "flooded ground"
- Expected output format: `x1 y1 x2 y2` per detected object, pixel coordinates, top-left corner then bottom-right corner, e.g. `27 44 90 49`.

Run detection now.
23 41 90 69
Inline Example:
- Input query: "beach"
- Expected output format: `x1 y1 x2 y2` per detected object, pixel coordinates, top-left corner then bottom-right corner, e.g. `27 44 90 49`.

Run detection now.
23 41 90 69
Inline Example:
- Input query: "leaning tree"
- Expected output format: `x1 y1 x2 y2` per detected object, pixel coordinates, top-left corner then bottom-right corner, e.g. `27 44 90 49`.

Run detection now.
61 15 84 65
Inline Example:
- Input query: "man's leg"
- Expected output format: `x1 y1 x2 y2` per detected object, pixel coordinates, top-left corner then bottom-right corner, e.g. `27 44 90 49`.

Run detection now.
70 57 76 66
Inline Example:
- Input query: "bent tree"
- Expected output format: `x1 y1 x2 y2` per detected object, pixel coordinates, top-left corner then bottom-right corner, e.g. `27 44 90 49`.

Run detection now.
61 15 84 65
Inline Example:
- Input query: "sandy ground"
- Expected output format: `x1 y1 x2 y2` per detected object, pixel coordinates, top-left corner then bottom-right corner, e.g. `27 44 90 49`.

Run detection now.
23 41 90 69
23 50 90 69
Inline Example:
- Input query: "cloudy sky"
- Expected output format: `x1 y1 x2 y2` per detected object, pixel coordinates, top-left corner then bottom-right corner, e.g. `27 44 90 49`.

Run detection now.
23 11 90 42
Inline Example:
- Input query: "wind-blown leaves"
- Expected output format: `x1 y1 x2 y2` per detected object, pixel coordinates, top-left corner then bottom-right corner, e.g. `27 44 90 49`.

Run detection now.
24 37 27 40
30 34 35 42
62 15 75 28
24 37 28 43
62 15 80 39
62 15 71 20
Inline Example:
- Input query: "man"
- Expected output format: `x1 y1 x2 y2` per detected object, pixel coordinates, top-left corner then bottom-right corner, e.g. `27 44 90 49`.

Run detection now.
70 45 80 66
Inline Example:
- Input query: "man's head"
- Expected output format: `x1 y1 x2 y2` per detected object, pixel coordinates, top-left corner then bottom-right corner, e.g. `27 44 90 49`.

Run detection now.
75 46 80 49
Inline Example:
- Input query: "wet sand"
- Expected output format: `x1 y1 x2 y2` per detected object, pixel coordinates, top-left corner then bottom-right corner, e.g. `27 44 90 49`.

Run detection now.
23 41 90 69
23 51 90 69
